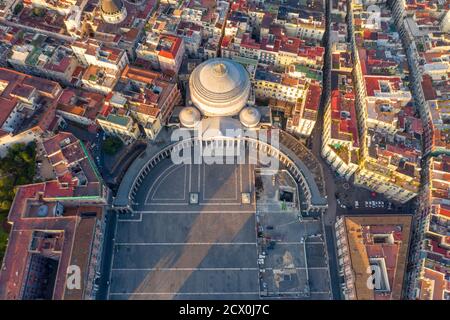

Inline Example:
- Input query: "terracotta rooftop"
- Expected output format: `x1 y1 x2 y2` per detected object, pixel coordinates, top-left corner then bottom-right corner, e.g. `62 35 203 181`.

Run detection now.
157 35 183 60
0 67 61 99
364 76 402 97
0 203 104 300
330 88 359 148
0 97 18 127
304 83 321 112
418 268 447 300
342 215 412 300
56 89 104 121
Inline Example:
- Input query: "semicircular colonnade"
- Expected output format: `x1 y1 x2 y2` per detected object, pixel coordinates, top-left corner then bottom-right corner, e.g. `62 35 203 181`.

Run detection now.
112 130 328 215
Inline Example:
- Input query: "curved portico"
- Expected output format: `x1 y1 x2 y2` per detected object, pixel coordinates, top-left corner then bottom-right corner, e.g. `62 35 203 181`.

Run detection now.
112 129 327 214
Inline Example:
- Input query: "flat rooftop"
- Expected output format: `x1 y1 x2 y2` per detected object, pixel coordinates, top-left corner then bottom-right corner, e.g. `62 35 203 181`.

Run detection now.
342 215 412 300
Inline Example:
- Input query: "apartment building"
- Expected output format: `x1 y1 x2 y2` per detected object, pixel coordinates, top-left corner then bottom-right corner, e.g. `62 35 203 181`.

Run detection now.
71 40 128 93
56 89 105 127
348 0 422 203
113 65 182 139
0 68 62 156
335 215 412 300
96 111 140 145
407 154 450 300
0 132 108 300
254 68 307 103
8 33 79 85
136 34 185 75
71 40 129 73
286 82 321 138
322 42 360 179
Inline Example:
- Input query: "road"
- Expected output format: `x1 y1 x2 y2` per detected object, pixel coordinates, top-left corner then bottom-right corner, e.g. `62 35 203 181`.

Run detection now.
96 210 117 300
101 140 147 190
306 0 417 300
63 121 107 175
310 112 341 300
306 0 342 300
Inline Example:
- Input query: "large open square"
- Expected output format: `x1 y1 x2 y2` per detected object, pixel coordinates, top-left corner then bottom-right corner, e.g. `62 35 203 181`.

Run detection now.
109 154 259 300
108 152 330 300
255 171 331 299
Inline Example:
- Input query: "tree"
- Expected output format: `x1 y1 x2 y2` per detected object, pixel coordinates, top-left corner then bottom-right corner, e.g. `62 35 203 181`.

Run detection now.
0 221 9 263
102 136 124 155
25 141 36 159
0 201 11 211
0 176 13 190
0 141 36 211
20 150 33 163
416 43 425 52
16 176 29 186
31 7 46 17
13 2 23 15
0 141 37 262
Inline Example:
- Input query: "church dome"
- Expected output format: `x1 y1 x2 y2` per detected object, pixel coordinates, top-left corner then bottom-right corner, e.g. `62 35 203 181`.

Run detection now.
239 106 261 128
179 106 201 128
189 58 251 117
100 0 127 24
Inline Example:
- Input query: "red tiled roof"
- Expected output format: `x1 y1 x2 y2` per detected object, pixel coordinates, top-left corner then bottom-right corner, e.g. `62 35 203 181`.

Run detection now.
331 89 359 148
430 240 448 257
419 268 447 300
364 76 402 96
304 84 321 111
241 33 260 50
58 89 76 105
438 207 450 219
121 64 160 84
43 131 76 156
0 97 18 126
298 45 325 60
45 56 72 74
221 35 232 48
421 74 437 101
280 37 301 54
260 37 281 52
158 35 183 60
0 197 103 300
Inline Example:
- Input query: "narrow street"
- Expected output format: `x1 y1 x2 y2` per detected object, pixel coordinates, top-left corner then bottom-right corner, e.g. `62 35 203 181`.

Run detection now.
310 102 341 300
311 119 337 227
96 210 117 300
306 0 341 300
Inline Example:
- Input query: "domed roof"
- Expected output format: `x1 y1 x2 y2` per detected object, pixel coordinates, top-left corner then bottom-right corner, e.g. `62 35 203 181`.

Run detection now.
101 0 123 15
239 107 261 128
179 107 201 128
189 58 251 117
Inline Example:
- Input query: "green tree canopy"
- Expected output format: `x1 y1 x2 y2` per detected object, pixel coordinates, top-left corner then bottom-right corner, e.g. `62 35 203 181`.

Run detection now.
102 136 124 155
0 141 37 262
